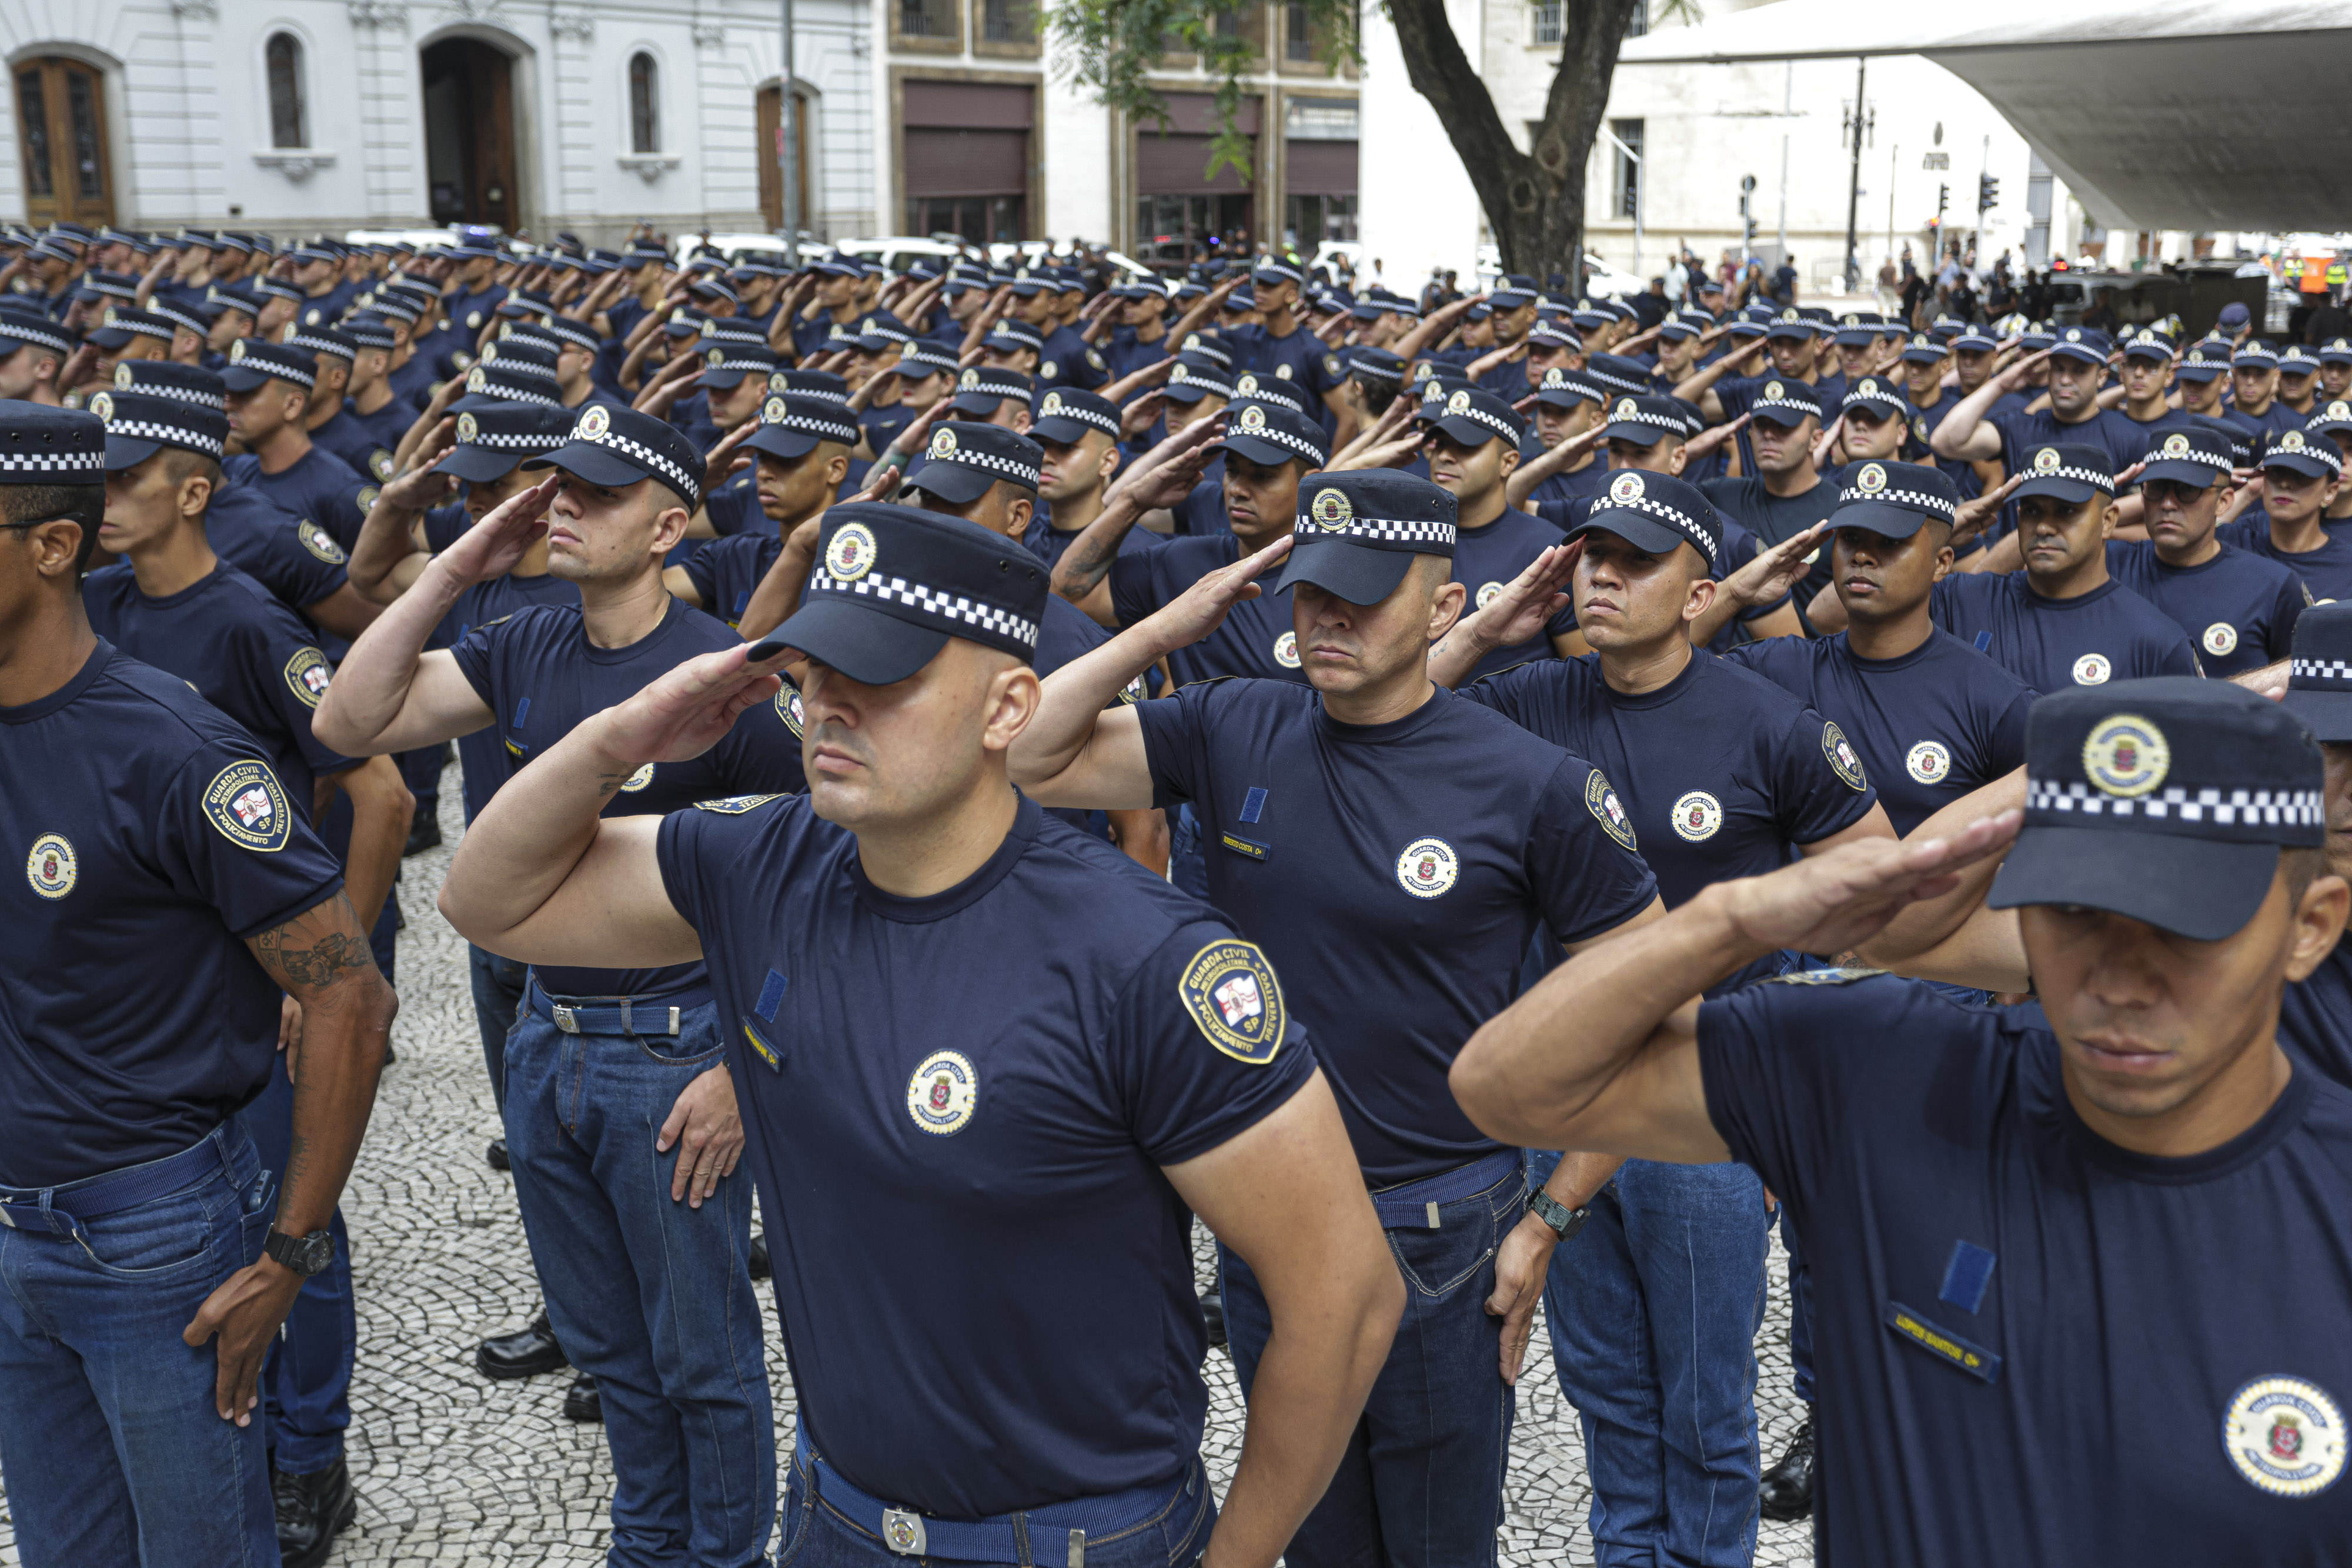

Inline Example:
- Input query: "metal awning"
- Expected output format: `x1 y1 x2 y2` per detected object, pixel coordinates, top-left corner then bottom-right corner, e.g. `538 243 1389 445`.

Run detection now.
1616 0 2352 233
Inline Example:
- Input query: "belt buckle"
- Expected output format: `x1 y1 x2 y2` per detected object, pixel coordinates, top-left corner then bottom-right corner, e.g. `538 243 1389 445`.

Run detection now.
881 1509 926 1556
552 1004 579 1035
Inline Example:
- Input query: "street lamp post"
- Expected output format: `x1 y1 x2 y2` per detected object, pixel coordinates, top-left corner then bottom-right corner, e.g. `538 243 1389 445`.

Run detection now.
1841 56 1870 292
779 0 799 265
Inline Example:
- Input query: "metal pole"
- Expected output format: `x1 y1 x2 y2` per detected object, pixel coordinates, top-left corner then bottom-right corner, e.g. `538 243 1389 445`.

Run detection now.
1885 143 1897 289
1974 132 1990 263
1841 56 1866 292
1776 62 1790 266
779 0 799 264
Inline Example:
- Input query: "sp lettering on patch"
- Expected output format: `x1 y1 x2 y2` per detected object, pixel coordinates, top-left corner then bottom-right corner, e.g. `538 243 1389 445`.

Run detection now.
1179 940 1287 1065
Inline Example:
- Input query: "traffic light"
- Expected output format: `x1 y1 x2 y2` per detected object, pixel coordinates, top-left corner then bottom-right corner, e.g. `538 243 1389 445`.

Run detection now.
1937 183 1950 223
1979 174 2000 211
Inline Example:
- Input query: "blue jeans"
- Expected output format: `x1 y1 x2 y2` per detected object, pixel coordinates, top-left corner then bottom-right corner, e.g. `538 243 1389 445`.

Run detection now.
505 987 776 1567
244 1055 357 1474
0 1125 280 1567
1219 1161 1525 1568
1545 1158 1768 1568
773 1438 1215 1568
469 942 530 1112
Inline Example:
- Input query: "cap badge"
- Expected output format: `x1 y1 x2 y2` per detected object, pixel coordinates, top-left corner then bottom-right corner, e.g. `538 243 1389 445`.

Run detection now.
1859 378 1878 396
1422 381 1445 403
2333 402 2352 420
1168 363 1188 383
2066 328 2083 343
1237 373 1261 394
1441 389 1473 417
465 366 488 393
860 316 875 333
1543 369 1567 389
455 412 478 444
1041 392 1063 415
1182 333 1201 349
228 339 247 362
905 1050 978 1136
2083 713 2169 796
1395 837 1459 899
1779 309 1799 323
928 427 958 459
2223 1376 2347 1499
1842 313 1859 326
113 363 133 390
2160 433 2191 459
1913 334 1931 348
1615 397 1636 419
824 521 877 583
2033 447 2062 473
761 396 787 423
706 347 726 368
575 405 611 440
1239 405 1267 431
1764 380 1784 399
959 368 980 389
2283 430 2307 452
1855 463 1887 494
101 305 118 326
700 317 719 337
480 343 499 363
1309 487 1354 531
1608 472 1646 505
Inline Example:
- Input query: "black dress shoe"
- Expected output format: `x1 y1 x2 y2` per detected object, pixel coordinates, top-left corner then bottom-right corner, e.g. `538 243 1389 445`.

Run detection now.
486 1137 510 1171
1200 1290 1227 1349
272 1456 358 1568
564 1372 603 1422
475 1308 567 1380
749 1232 771 1279
1759 1409 1815 1521
403 817 443 857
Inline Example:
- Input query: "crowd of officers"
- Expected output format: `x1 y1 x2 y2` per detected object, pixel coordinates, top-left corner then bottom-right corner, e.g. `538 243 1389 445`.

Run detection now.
3 213 2351 1568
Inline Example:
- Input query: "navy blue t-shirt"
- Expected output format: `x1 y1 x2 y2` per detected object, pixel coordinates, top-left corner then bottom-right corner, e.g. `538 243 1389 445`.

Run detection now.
1703 974 2352 1564
1451 507 1581 681
1022 511 1161 574
1110 533 1307 688
1725 628 2034 835
449 598 805 998
438 573 581 823
206 481 350 617
656 791 1314 1515
1462 651 1877 991
1930 573 2201 692
2104 539 2307 677
1524 449 1610 511
703 468 767 539
2281 940 2352 1091
1135 679 1657 1183
1987 405 2151 476
309 402 405 483
225 444 373 552
1 643 345 1186
1905 390 1987 500
1036 323 1110 392
1228 324 1342 411
681 533 781 630
1701 472 1842 623
84 563 354 805
2218 517 2352 606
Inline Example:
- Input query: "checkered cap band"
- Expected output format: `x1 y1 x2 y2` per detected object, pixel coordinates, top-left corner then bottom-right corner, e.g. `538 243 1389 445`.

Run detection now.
1838 481 1956 520
574 422 701 509
466 375 562 407
537 319 600 352
151 304 207 336
105 314 174 342
804 569 1039 653
929 444 1040 487
1437 399 1521 443
0 446 103 479
1294 511 1455 550
2026 779 2322 833
461 424 568 454
253 280 302 302
706 352 775 375
283 329 354 358
901 347 960 375
1606 405 1683 433
2268 437 2345 473
0 315 73 355
124 377 225 409
1227 410 1327 463
1585 363 1649 393
1750 392 1819 421
2023 458 2114 493
106 416 223 458
769 407 861 446
1035 397 1118 438
1588 490 1718 569
2293 658 2352 688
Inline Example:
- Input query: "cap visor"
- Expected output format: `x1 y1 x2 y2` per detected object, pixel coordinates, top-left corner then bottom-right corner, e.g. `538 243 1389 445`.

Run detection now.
1028 416 1098 446
1986 825 2280 941
1271 537 1416 606
1600 420 1668 446
2283 687 2352 744
435 446 526 483
1765 326 1811 340
1161 384 1217 403
1429 414 1502 447
1828 499 1934 539
2265 456 2338 479
743 427 823 462
102 433 165 471
2010 476 2104 504
521 442 652 490
85 329 135 349
2137 459 2226 487
219 366 275 393
899 460 995 505
1900 348 1947 363
771 598 953 686
2048 346 2106 365
699 368 752 388
1567 509 1703 565
1213 433 1305 467
2174 365 2227 381
947 392 1007 416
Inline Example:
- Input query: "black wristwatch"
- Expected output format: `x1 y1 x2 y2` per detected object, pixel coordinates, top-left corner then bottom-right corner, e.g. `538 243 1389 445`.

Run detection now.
1528 1190 1591 1242
265 1227 337 1277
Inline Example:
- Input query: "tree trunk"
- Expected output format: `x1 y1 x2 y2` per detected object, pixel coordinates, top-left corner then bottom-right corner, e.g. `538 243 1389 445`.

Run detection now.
1387 0 1636 286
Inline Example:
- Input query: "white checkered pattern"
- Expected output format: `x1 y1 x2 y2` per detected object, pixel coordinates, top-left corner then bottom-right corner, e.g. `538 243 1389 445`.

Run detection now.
124 378 225 410
1838 483 1956 521
1227 417 1327 464
805 571 1040 650
463 426 567 453
901 348 960 377
1585 364 1650 393
707 353 774 376
470 377 562 407
1605 406 1683 433
928 446 1040 486
2026 779 2322 827
108 316 175 343
1035 399 1119 438
107 417 223 458
2293 658 2352 685
777 379 852 405
1294 512 1456 549
535 320 600 353
1589 492 1718 569
150 305 207 338
0 317 74 355
2267 438 2345 473
578 426 701 508
770 411 863 446
1750 392 1821 420
1432 399 1521 444
2021 459 2114 493
0 448 103 478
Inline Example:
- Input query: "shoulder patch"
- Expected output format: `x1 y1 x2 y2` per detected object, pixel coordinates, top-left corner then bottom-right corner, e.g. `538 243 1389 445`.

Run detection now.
1179 939 1287 1065
776 685 806 736
283 647 332 708
693 794 784 815
1766 966 1885 986
1584 768 1637 851
296 519 347 564
1823 720 1869 791
201 760 294 852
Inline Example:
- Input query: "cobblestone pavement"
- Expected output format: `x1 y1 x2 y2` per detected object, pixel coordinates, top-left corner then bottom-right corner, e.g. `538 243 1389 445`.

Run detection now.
0 771 1815 1566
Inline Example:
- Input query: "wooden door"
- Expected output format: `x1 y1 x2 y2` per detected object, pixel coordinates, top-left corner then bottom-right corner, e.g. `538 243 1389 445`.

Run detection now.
15 58 113 229
757 85 811 235
468 44 516 231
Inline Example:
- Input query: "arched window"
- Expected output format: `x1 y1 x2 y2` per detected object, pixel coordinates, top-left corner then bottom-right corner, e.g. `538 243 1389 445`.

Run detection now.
266 33 306 149
629 52 660 153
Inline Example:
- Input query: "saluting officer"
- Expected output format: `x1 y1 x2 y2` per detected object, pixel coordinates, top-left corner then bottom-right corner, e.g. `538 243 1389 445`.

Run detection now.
2276 602 2352 1084
669 393 859 630
2108 424 2307 677
0 403 394 1566
1454 678 2352 1566
438 499 1405 1568
2219 430 2352 603
1013 469 1663 1568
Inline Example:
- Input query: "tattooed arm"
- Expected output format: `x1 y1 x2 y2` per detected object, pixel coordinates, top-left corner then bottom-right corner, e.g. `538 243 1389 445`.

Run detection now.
183 892 395 1425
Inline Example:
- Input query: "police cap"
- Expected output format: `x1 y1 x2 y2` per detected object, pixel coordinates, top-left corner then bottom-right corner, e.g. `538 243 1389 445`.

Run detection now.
1272 470 1456 607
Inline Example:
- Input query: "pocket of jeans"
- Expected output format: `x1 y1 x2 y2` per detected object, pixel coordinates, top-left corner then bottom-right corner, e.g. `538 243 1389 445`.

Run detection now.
1386 1195 1504 1300
774 1453 820 1568
630 1002 727 1068
73 1183 228 1280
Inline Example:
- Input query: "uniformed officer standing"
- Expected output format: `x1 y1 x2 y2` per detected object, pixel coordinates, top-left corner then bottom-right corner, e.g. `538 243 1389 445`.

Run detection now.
2219 430 2352 603
2109 424 2307 676
668 393 858 629
1452 678 2352 1566
437 499 1406 1568
221 340 373 553
1013 470 1663 1568
1429 472 1893 1568
315 406 800 1560
1927 332 2153 476
2275 602 2352 1084
0 403 394 1567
